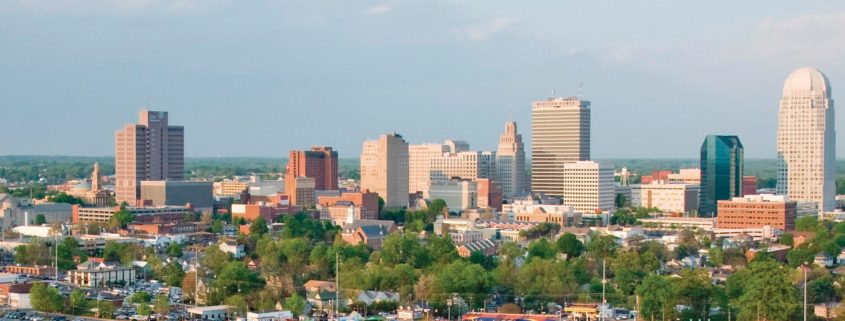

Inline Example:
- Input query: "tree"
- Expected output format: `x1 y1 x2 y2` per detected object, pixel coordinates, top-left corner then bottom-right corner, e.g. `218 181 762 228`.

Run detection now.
58 237 87 270
429 199 447 215
636 274 675 321
527 238 556 260
675 269 713 318
96 301 116 319
153 294 171 316
796 216 820 232
162 260 185 286
69 289 88 315
130 291 152 304
250 216 269 236
35 214 46 225
137 303 152 316
210 261 265 303
211 220 224 234
30 282 64 313
182 271 197 303
109 205 134 229
166 242 183 258
588 235 620 258
47 192 84 205
557 233 584 259
735 260 799 321
284 294 307 317
780 233 794 247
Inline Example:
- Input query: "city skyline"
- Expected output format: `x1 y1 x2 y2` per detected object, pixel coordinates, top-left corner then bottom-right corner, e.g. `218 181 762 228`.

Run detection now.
1 2 844 159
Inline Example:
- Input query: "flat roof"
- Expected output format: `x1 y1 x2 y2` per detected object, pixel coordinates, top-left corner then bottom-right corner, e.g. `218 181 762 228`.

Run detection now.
187 305 230 313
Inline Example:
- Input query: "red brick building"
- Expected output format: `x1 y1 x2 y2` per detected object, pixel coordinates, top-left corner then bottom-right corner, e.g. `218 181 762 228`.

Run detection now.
288 147 339 191
716 195 797 230
476 179 503 211
742 176 757 196
317 190 379 222
640 170 672 184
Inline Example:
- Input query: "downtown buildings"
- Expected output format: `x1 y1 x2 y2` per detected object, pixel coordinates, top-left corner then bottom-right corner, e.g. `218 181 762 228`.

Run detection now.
777 67 836 216
531 97 590 197
115 110 184 205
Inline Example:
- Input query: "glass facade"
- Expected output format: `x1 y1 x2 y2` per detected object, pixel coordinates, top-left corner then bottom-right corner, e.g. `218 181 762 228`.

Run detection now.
699 135 744 216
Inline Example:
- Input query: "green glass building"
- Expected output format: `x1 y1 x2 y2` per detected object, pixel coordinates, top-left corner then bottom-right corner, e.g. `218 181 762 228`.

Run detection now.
699 135 743 216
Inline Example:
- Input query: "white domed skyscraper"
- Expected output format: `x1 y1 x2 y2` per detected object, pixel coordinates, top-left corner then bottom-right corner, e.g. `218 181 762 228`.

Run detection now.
776 67 836 216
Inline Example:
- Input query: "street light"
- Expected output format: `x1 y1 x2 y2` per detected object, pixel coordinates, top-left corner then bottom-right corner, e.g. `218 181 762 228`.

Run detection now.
447 299 453 321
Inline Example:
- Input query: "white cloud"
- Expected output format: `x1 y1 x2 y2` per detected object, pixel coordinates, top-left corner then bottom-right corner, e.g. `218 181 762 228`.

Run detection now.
11 0 230 14
739 13 845 63
459 17 517 41
364 4 392 15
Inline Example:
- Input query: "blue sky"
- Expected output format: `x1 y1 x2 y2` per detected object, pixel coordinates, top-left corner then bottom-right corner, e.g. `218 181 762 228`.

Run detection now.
1 1 844 159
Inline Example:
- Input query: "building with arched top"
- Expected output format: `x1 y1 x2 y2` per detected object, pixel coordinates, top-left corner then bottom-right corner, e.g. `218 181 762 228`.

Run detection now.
777 67 836 216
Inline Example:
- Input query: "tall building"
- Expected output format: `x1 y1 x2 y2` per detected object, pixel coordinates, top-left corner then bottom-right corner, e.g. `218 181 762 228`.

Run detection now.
360 133 409 208
115 110 184 205
699 135 743 216
776 67 836 216
496 121 527 198
91 162 100 192
531 97 590 197
562 161 614 213
408 144 448 196
288 146 339 191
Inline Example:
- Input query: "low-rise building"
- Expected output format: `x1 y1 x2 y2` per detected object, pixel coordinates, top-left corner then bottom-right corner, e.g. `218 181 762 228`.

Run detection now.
631 182 699 214
187 305 230 321
219 241 245 258
3 265 56 278
68 259 136 287
456 239 498 257
304 280 339 312
716 194 797 230
140 180 214 212
503 196 581 227
317 191 380 225
239 311 293 321
340 220 397 250
72 205 189 224
429 179 477 211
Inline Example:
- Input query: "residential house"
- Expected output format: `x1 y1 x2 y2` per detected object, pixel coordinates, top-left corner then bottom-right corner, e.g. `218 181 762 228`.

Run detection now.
304 280 339 312
341 220 397 250
456 239 498 257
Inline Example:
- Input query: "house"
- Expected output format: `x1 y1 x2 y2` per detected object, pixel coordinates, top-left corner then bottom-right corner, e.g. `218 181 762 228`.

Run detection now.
815 253 834 267
187 305 230 321
341 220 397 250
304 280 339 312
219 241 245 259
349 290 400 306
457 240 498 258
793 232 816 248
0 282 33 308
247 258 261 271
836 250 845 265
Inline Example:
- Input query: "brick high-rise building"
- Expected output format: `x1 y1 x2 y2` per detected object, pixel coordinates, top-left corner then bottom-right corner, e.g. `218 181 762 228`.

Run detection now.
716 194 797 230
115 110 184 205
288 147 339 191
742 176 757 196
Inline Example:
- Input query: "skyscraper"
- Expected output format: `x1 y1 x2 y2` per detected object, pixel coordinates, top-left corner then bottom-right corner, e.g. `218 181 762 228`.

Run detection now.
776 67 836 216
699 135 743 216
115 110 184 205
562 161 615 213
360 133 409 208
287 146 339 191
531 97 590 197
496 121 527 198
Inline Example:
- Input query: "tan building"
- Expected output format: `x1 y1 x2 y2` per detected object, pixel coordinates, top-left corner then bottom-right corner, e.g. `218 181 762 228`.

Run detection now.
408 141 495 198
429 179 477 211
716 194 797 230
408 143 448 197
668 168 701 185
115 110 184 205
496 121 528 198
360 133 409 208
72 205 188 224
213 180 250 197
776 67 836 215
504 196 580 226
531 97 590 197
562 161 615 213
68 259 136 288
631 182 699 214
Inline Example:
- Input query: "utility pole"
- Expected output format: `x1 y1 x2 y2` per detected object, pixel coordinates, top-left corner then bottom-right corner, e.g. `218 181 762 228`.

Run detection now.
803 264 808 321
601 258 607 321
336 253 340 320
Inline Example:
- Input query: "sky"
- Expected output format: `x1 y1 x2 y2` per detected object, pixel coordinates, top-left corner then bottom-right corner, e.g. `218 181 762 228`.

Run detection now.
1 1 844 159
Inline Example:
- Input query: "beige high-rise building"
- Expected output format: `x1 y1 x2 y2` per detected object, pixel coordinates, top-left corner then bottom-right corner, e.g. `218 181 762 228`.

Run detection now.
496 121 527 198
408 141 495 198
115 110 184 205
562 161 614 213
531 97 590 197
360 133 409 208
777 67 836 215
409 144 448 196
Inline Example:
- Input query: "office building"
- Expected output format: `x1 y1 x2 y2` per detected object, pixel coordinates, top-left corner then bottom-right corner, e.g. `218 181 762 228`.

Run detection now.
408 141 495 198
668 168 701 185
288 147 339 191
360 133 409 208
72 205 189 224
631 182 699 214
115 110 184 205
429 179 477 211
776 67 836 215
139 180 213 211
562 161 615 213
317 190 380 224
716 194 797 230
408 143 449 196
285 175 316 208
476 179 503 211
496 121 528 198
699 135 743 216
742 176 758 196
531 97 590 197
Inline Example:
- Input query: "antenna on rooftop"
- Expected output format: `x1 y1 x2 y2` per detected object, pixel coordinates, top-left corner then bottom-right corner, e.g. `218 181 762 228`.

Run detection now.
577 82 583 99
